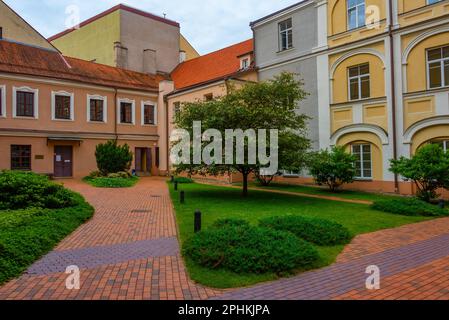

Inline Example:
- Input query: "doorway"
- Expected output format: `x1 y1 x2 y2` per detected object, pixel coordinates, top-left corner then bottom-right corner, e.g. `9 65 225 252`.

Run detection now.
54 146 73 178
135 147 152 176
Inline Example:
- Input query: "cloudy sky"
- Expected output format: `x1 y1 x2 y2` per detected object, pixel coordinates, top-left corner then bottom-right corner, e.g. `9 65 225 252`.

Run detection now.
4 0 301 54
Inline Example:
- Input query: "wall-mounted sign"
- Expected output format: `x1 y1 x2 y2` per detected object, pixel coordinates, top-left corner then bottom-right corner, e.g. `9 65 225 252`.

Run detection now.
35 155 44 160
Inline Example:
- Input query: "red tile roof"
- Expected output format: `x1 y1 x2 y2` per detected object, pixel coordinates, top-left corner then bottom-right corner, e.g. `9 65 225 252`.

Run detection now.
48 4 179 42
0 40 163 92
171 39 254 90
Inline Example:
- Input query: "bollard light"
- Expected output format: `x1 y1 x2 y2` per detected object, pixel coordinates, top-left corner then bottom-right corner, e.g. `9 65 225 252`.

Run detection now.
180 191 185 204
194 210 202 233
174 181 178 191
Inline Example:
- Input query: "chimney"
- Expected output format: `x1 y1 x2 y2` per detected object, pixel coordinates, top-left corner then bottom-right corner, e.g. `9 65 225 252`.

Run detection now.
179 50 187 63
143 49 157 75
114 41 128 69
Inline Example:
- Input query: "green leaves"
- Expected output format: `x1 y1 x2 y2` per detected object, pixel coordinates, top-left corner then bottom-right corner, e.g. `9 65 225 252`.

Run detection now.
390 144 449 202
308 146 357 192
95 140 133 175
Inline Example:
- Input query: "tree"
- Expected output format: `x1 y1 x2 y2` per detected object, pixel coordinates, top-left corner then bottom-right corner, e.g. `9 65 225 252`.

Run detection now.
172 72 310 196
390 144 449 202
254 131 310 186
308 146 356 192
95 140 133 175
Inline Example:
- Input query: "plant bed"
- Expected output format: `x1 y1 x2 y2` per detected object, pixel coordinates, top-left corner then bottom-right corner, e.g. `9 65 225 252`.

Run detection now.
83 174 139 188
259 215 353 246
371 198 449 217
0 171 94 284
183 222 319 274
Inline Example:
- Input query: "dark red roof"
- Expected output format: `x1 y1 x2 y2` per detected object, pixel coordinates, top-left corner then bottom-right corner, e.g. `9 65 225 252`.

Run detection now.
171 39 254 90
0 40 162 91
48 3 179 42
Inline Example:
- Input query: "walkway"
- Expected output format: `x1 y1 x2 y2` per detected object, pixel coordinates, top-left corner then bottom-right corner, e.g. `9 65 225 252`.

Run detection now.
0 178 222 300
1 178 448 300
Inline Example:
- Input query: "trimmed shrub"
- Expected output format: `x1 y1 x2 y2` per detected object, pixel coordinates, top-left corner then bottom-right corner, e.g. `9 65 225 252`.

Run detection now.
83 176 139 188
95 140 133 175
183 225 319 274
211 218 250 229
174 177 194 184
259 216 353 246
0 171 78 210
371 198 449 217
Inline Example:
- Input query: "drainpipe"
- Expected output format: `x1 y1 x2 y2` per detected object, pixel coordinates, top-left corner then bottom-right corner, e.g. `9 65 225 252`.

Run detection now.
165 95 170 176
114 88 118 141
388 0 399 193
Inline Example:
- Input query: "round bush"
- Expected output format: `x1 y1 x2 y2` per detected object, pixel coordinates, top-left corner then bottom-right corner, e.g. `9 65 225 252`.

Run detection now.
371 198 449 217
183 225 319 274
259 216 352 246
0 171 77 210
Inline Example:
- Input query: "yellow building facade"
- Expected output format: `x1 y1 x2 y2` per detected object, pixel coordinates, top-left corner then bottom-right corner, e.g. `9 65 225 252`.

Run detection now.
318 0 449 196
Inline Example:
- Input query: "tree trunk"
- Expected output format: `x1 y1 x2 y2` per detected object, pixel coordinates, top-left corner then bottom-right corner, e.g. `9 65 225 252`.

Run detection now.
242 172 248 197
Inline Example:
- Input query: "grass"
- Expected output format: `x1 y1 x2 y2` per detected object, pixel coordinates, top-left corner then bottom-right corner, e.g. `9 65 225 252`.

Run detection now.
83 176 139 188
0 192 94 285
244 181 400 202
169 182 432 289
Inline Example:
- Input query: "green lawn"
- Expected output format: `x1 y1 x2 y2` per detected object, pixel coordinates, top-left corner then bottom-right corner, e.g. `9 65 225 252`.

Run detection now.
244 181 401 202
0 192 94 285
83 176 139 188
169 182 431 289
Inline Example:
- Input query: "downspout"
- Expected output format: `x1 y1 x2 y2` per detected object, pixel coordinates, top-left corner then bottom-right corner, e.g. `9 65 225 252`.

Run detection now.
165 95 170 176
388 0 399 193
114 88 118 141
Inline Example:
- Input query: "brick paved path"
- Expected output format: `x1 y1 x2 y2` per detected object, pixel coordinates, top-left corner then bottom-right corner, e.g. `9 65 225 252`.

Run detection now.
0 178 222 300
1 178 448 300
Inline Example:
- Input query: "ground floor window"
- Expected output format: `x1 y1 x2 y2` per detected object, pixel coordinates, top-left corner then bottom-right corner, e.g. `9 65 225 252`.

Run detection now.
433 140 449 153
281 170 300 177
11 145 31 170
352 144 372 179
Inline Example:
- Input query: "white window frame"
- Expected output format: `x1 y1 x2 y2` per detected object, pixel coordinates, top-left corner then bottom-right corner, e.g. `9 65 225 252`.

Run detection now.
352 144 373 180
13 86 39 119
445 140 449 153
278 19 293 51
240 58 250 70
348 64 370 101
0 85 6 118
141 101 157 126
51 91 74 121
347 0 365 30
281 170 300 177
427 0 442 5
117 98 135 125
426 46 449 89
87 94 108 123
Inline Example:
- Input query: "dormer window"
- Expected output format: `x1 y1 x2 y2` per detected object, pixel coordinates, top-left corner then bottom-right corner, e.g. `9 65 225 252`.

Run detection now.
241 58 250 70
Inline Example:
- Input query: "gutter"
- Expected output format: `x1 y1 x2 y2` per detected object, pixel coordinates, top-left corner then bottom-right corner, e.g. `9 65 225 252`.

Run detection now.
164 95 170 175
114 88 118 141
388 0 399 193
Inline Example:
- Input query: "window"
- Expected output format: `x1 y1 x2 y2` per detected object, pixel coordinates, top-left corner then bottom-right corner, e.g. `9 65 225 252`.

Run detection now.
120 102 133 124
52 91 74 121
281 170 300 177
142 103 156 125
13 87 38 118
241 58 250 70
349 64 370 100
347 0 365 30
279 19 293 51
204 93 213 101
87 95 107 122
0 85 5 117
11 145 31 170
173 102 181 121
427 46 449 89
352 144 372 179
427 0 443 5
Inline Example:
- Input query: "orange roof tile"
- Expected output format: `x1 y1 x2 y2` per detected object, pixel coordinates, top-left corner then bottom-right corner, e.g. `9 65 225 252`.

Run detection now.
0 40 162 92
171 39 254 90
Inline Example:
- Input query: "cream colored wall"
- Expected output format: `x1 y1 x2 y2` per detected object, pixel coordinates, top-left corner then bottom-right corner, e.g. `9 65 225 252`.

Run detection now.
180 35 200 61
411 124 449 154
331 51 385 104
398 0 449 27
331 107 353 133
363 103 388 131
328 0 386 47
0 1 55 50
51 10 121 66
403 31 449 93
337 132 383 181
0 76 158 137
403 96 435 131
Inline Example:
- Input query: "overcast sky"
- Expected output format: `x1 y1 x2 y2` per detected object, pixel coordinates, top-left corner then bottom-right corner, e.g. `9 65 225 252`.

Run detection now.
4 0 301 54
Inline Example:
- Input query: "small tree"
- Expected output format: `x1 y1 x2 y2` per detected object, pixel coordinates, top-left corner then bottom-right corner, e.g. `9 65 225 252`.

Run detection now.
390 144 449 202
255 131 310 186
95 140 133 175
308 146 356 192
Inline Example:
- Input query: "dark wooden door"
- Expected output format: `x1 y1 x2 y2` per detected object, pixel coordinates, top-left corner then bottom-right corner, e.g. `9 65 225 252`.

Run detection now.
54 146 73 177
